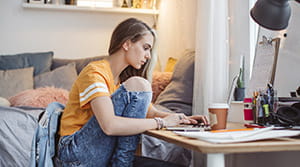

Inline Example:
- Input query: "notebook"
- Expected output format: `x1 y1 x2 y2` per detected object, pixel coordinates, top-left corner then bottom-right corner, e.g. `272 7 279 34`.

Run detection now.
174 127 300 143
166 124 211 132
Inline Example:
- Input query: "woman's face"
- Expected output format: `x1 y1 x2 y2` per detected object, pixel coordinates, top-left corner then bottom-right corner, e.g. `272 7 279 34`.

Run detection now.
125 33 154 69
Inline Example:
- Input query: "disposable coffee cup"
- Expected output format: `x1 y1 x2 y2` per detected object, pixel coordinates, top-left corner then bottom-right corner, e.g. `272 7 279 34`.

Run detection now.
208 103 229 130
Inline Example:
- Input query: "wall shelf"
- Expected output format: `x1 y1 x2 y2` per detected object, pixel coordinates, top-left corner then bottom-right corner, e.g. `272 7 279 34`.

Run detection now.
22 3 159 15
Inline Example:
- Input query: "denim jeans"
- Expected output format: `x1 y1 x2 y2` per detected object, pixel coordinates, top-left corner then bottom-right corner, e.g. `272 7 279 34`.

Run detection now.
56 85 152 167
30 102 64 167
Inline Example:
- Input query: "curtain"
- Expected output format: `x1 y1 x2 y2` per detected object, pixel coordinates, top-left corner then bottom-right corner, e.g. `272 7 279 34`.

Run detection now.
249 0 259 79
193 0 229 116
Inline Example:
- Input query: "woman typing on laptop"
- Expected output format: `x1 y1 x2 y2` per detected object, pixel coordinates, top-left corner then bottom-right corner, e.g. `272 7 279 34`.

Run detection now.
55 18 208 167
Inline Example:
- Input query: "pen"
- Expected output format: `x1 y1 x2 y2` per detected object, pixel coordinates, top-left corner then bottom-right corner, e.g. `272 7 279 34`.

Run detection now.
263 104 269 117
244 123 265 128
252 91 259 124
267 83 274 112
257 93 265 125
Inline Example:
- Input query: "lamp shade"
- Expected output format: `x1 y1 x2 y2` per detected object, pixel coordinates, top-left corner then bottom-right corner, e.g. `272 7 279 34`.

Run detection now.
250 0 291 30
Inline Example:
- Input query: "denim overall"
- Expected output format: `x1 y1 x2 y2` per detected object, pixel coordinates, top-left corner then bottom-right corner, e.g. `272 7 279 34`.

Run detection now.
30 102 64 167
56 85 152 167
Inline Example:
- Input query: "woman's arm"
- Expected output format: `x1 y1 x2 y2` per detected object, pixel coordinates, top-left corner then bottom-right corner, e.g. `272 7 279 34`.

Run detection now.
91 96 157 136
91 96 208 136
146 104 172 118
147 105 209 125
91 96 184 136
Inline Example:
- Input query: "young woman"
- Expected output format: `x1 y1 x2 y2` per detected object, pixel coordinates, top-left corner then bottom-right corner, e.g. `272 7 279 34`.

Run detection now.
56 18 208 167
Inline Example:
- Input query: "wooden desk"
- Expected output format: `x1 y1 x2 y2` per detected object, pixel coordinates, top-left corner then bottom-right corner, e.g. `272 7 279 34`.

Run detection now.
144 123 300 167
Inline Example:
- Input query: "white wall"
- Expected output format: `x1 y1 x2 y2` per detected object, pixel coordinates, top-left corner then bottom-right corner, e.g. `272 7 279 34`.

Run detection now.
257 2 300 96
0 0 155 59
156 0 197 71
0 0 197 72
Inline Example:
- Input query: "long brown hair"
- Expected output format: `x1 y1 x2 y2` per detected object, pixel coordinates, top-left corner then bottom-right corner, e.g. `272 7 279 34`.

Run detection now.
108 18 156 83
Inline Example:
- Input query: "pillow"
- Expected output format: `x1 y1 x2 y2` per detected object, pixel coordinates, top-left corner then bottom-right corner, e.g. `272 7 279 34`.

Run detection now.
154 51 195 116
34 63 77 90
151 71 172 102
0 51 53 76
51 55 107 74
164 57 178 72
0 97 10 107
9 87 69 108
0 67 34 98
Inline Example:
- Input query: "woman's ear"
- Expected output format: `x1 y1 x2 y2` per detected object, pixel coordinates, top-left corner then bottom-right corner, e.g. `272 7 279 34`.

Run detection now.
122 40 131 51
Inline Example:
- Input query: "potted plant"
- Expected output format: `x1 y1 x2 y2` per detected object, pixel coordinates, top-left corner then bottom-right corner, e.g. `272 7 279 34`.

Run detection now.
234 55 245 101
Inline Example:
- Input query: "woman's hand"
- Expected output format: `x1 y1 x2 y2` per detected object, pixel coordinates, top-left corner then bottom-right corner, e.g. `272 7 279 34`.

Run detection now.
162 113 209 127
162 113 189 127
162 113 208 126
186 115 209 125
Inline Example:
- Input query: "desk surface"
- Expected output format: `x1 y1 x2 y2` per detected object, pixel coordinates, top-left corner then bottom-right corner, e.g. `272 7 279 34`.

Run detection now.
144 123 300 154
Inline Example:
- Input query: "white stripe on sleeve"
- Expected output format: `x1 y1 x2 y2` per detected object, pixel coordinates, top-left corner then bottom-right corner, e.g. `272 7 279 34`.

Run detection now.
80 87 109 102
80 82 108 97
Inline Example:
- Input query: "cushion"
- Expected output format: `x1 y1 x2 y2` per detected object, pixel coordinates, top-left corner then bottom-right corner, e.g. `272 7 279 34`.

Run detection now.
151 72 172 102
0 67 34 98
9 87 69 108
154 51 195 116
0 51 54 76
34 63 77 90
51 55 107 74
164 57 178 72
0 97 10 107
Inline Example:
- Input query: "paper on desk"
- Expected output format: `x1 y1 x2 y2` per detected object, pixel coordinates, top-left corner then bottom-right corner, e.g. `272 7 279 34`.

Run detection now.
174 128 300 143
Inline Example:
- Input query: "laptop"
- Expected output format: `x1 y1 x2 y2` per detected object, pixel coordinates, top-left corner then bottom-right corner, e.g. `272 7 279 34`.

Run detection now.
166 124 211 132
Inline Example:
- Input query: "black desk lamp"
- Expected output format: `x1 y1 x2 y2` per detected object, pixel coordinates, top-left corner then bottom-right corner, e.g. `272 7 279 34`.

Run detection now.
250 0 300 30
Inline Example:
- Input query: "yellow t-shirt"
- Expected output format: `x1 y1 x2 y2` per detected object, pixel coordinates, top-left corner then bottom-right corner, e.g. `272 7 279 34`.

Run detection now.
59 59 118 136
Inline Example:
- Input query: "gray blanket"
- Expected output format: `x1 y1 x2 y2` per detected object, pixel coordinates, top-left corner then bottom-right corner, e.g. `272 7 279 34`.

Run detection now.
0 106 44 167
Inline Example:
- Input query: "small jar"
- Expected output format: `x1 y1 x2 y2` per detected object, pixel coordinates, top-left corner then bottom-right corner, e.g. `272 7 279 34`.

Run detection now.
141 0 153 9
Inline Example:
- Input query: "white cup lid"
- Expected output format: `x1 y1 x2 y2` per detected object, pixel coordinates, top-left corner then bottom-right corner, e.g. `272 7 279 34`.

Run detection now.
209 103 229 109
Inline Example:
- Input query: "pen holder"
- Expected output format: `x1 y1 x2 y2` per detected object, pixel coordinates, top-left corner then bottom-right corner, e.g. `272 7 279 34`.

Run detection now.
254 88 277 126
